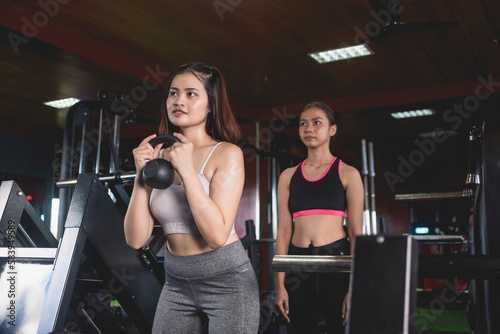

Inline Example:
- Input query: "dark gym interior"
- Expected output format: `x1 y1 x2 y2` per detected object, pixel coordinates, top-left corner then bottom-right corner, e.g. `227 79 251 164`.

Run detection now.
1 1 499 333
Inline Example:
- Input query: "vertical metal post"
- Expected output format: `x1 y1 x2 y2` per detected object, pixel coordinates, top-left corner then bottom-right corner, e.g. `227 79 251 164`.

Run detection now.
109 115 121 173
361 139 371 235
78 122 87 175
368 141 378 234
269 143 278 289
271 156 278 241
255 122 261 240
466 126 482 186
94 108 103 174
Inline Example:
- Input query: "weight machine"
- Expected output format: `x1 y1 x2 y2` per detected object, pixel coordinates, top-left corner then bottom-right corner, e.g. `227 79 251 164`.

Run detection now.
0 90 165 333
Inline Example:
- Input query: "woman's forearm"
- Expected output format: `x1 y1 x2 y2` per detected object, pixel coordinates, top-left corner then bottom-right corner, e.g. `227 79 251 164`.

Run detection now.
183 170 241 249
124 177 154 249
275 228 292 289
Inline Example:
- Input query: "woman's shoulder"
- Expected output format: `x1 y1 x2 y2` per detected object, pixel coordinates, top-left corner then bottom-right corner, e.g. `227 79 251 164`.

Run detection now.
339 159 354 170
210 141 244 165
339 160 362 180
203 142 244 178
214 141 243 156
279 164 299 181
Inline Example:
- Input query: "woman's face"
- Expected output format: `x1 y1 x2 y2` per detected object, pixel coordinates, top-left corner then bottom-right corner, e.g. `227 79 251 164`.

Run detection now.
299 107 336 147
166 72 211 128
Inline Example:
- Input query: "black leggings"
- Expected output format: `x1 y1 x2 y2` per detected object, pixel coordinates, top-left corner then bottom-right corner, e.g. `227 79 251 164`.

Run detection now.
284 238 350 334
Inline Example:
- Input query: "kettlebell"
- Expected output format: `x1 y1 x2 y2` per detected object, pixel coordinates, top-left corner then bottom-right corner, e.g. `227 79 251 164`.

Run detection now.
142 135 181 189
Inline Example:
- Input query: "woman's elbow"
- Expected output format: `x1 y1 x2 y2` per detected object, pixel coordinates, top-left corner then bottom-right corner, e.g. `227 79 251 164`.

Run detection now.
125 235 147 250
207 239 226 250
206 233 231 250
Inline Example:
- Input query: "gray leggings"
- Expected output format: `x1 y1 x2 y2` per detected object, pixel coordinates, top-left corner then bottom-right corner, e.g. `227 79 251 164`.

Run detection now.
152 240 260 334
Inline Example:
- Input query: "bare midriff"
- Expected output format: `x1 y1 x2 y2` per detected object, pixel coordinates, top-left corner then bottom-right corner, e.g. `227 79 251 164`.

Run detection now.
166 232 240 256
291 214 346 247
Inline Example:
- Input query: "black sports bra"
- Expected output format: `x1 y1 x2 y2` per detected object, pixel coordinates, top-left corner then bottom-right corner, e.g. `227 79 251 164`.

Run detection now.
288 157 347 218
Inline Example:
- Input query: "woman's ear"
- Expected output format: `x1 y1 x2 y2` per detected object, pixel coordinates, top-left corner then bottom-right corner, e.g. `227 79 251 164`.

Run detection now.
330 124 337 137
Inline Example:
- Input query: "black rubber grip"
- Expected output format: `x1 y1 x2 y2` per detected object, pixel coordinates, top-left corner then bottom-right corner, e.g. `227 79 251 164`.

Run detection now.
148 134 181 147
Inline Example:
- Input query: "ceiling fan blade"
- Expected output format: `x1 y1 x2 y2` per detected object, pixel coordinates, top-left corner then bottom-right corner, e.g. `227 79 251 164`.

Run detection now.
401 21 459 32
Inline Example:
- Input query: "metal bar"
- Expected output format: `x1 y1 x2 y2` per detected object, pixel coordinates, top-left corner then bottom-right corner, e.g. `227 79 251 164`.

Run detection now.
272 254 500 279
110 114 121 173
56 171 137 188
409 235 464 244
255 122 260 240
0 247 57 259
78 122 86 175
368 141 377 234
256 238 275 243
95 108 103 173
272 255 352 273
271 156 278 241
79 306 103 334
395 189 474 201
465 126 482 186
361 139 371 235
17 223 36 247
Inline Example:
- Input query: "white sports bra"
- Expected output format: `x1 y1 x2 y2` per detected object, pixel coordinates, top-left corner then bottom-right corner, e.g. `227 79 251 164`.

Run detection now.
149 142 236 236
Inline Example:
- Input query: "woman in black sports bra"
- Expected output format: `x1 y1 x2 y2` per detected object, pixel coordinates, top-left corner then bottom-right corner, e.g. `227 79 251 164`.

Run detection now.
275 101 364 333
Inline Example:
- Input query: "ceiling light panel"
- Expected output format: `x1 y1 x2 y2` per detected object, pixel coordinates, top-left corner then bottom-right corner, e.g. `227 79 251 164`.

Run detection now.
43 97 80 109
391 109 435 119
309 44 373 63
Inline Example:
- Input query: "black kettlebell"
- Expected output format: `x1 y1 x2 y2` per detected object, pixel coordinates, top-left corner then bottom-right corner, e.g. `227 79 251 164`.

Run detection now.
142 135 181 189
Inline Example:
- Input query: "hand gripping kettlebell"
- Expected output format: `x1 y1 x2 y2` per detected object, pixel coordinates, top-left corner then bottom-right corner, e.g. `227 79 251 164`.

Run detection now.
142 135 181 189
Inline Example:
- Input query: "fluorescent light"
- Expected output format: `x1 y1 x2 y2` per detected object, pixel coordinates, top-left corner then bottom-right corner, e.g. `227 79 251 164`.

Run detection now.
309 44 373 63
391 109 435 119
44 97 80 109
415 227 430 234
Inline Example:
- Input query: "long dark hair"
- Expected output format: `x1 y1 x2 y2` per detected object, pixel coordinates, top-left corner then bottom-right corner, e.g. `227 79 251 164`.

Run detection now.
158 63 241 144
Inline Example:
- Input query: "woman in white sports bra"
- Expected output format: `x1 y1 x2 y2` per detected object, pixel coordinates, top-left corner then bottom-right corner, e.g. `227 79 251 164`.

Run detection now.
124 63 259 334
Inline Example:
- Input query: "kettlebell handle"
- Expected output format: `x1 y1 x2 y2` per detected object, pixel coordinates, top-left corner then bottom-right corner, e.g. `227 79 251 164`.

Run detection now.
142 134 182 189
149 134 181 148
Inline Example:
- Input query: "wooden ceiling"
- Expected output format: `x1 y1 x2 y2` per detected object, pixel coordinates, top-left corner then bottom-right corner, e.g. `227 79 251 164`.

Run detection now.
0 0 499 185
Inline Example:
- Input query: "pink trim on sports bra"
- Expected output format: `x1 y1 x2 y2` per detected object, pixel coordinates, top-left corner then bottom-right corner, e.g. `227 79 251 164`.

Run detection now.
300 157 338 182
292 209 346 218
